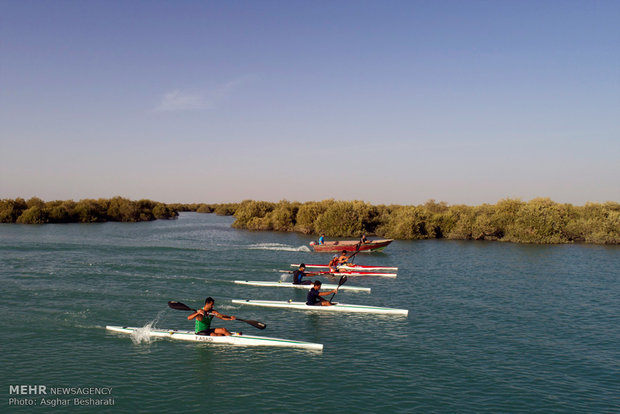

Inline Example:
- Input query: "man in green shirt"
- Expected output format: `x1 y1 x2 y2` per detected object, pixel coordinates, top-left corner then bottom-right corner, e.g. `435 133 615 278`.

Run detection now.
188 297 237 336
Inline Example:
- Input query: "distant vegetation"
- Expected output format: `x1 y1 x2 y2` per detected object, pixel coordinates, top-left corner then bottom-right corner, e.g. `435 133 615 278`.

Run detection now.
0 197 179 223
168 202 240 216
3 197 618 245
0 198 241 224
226 199 620 245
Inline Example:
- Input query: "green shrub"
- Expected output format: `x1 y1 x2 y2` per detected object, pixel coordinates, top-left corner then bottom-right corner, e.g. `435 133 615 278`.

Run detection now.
566 202 620 244
375 206 428 239
470 204 503 240
196 204 214 213
314 201 374 237
26 197 46 209
213 203 239 216
267 201 299 232
0 198 28 223
16 206 48 224
444 205 476 240
294 201 330 234
48 202 74 223
153 203 178 219
504 198 574 243
232 201 275 229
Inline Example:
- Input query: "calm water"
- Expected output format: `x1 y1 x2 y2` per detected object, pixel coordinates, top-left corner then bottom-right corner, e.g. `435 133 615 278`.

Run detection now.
1 213 619 413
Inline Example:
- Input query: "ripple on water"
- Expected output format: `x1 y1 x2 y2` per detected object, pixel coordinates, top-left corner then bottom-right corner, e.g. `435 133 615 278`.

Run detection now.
1 215 619 413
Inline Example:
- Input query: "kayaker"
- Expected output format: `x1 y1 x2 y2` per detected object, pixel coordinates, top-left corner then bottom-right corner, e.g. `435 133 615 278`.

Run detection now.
188 297 237 336
337 250 350 265
292 263 313 285
360 234 368 244
328 254 340 272
318 233 325 245
306 280 336 306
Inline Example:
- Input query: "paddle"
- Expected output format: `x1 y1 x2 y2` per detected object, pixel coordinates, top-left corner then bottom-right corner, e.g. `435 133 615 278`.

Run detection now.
342 242 362 266
328 275 348 304
168 301 267 330
286 270 327 276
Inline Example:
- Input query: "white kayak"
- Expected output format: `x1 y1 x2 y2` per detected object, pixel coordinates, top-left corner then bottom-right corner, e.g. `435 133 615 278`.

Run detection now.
234 280 371 292
291 263 398 271
106 326 323 351
232 300 408 316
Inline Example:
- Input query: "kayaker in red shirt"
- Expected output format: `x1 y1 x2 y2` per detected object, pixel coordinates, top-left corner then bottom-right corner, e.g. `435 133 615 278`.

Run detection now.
328 254 340 272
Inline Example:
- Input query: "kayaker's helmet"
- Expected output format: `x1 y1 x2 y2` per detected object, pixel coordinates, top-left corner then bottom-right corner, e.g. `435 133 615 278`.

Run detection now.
299 263 305 269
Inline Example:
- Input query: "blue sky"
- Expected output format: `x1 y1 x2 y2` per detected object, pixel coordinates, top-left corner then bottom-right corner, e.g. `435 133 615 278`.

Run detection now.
1 0 618 205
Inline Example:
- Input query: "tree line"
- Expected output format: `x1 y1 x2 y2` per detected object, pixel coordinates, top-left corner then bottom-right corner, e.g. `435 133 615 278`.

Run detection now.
0 197 179 224
225 198 620 245
3 197 618 244
169 202 239 216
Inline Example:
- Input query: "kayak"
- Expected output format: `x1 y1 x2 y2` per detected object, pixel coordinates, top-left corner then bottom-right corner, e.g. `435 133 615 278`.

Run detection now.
283 270 397 278
234 280 371 292
232 300 409 316
291 263 398 271
106 326 323 351
309 239 393 253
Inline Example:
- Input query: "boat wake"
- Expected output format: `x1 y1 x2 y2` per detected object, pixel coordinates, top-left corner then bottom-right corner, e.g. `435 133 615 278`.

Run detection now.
130 309 166 345
247 243 311 252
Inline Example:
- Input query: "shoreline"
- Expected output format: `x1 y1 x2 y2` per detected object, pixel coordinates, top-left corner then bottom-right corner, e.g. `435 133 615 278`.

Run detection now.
2 197 618 245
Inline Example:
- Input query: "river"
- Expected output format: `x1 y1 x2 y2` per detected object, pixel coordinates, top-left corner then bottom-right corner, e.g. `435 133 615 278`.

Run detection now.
1 213 618 413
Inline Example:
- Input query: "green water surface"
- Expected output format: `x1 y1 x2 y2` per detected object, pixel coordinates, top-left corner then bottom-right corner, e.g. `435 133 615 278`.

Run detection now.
1 213 619 413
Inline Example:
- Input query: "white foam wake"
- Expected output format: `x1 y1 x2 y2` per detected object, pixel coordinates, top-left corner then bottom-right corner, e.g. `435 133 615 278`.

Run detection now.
247 243 311 252
130 309 167 344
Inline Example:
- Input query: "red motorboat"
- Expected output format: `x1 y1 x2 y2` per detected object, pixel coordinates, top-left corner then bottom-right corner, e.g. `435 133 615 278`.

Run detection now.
309 239 393 253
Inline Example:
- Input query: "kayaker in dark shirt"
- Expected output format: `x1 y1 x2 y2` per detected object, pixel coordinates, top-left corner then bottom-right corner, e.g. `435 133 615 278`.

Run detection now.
292 263 313 285
306 280 336 306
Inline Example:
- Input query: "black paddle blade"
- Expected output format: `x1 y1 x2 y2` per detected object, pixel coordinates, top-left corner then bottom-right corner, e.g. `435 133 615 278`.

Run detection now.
348 244 361 262
237 318 267 330
328 275 347 304
168 301 195 312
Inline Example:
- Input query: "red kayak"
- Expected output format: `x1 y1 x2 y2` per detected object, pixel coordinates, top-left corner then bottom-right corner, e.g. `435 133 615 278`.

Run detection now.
309 239 393 253
284 269 397 278
290 263 398 271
